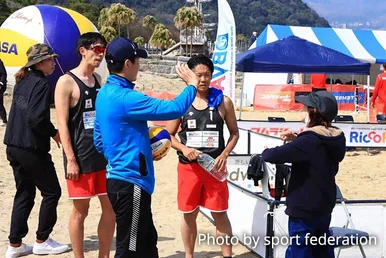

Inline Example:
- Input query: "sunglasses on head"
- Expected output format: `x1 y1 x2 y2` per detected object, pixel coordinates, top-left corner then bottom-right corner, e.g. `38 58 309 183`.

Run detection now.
89 44 106 55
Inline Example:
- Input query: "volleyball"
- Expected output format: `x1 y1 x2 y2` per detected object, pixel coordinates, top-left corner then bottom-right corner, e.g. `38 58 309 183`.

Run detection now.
0 4 107 87
149 126 172 160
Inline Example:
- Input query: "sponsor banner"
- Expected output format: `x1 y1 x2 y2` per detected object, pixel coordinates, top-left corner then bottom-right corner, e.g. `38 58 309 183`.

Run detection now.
237 120 386 148
227 155 260 191
210 0 236 103
253 84 368 111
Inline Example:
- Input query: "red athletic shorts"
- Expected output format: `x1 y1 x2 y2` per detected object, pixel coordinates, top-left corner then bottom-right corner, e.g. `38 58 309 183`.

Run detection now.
66 170 107 199
177 162 229 213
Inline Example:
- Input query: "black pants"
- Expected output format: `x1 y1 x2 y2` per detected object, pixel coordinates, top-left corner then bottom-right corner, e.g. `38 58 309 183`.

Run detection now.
107 179 158 258
0 87 7 123
6 146 61 244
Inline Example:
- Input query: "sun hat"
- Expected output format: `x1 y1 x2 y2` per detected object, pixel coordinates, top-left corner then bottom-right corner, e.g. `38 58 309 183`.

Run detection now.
25 43 58 68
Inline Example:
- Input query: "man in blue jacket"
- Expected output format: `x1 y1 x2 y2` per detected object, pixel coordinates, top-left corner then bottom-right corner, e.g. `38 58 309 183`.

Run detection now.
94 37 198 258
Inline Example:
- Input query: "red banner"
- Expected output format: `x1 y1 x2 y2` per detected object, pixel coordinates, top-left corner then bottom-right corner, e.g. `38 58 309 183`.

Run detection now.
253 84 369 111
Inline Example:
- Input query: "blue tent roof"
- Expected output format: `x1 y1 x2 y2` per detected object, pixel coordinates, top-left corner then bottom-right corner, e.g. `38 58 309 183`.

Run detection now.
252 24 386 64
236 36 371 74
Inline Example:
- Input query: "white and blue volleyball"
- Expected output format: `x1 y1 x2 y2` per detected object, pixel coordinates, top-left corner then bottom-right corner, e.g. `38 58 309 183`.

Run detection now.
149 126 172 159
0 4 107 86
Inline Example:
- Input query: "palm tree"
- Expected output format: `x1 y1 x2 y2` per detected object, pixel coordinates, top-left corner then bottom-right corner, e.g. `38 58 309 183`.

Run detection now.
142 15 156 50
134 36 145 48
186 6 203 56
142 15 156 30
108 3 136 38
174 7 190 56
124 7 136 39
150 24 165 53
98 8 117 42
168 38 177 48
150 24 175 54
100 26 117 43
175 6 203 57
98 8 111 29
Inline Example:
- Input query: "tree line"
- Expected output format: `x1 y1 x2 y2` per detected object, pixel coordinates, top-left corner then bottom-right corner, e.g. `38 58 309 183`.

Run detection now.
0 0 330 53
97 3 203 56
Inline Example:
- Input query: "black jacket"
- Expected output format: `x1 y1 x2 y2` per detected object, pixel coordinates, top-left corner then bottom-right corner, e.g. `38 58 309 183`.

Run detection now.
0 59 7 92
247 154 265 186
247 154 291 201
4 69 57 152
274 164 291 201
262 126 346 218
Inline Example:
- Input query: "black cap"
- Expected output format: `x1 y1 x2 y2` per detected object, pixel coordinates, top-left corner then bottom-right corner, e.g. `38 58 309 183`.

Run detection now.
105 37 148 64
295 91 338 122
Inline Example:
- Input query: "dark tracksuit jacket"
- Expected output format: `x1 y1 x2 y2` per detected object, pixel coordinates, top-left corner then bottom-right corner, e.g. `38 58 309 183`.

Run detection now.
4 69 57 152
4 69 61 245
0 59 7 123
262 126 346 218
0 59 6 90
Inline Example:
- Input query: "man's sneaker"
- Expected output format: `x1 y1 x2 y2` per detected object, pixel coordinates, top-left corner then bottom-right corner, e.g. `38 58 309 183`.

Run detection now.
32 238 69 255
5 243 33 258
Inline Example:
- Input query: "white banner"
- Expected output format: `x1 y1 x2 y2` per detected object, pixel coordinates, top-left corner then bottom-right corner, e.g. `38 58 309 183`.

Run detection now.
237 120 386 148
210 0 236 103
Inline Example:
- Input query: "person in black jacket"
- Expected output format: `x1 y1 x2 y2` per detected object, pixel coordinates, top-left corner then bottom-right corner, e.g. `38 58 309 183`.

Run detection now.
262 91 346 258
0 58 7 126
4 43 69 258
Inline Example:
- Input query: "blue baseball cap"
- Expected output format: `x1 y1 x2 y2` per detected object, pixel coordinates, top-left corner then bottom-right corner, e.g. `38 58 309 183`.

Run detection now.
105 37 148 64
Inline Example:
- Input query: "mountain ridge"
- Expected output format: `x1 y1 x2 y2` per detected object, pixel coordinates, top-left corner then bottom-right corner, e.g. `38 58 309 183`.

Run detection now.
303 0 386 29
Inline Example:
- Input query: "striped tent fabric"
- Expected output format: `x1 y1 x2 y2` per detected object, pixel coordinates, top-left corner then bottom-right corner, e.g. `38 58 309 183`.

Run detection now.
252 24 386 64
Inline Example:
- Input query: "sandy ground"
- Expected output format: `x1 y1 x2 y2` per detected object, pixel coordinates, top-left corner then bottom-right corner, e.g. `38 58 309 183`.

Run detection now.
0 72 385 257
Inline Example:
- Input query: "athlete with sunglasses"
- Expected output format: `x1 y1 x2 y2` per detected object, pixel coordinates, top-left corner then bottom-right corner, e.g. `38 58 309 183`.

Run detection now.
55 32 115 258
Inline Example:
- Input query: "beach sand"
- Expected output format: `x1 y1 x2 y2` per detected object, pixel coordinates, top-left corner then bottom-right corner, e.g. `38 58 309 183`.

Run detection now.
0 72 385 257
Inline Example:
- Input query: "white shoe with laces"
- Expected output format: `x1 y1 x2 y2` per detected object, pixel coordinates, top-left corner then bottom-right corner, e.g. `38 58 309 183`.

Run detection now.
5 243 33 258
32 238 69 255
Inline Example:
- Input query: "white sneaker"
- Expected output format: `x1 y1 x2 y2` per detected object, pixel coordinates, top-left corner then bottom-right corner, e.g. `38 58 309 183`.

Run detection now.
5 243 33 258
32 238 69 255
